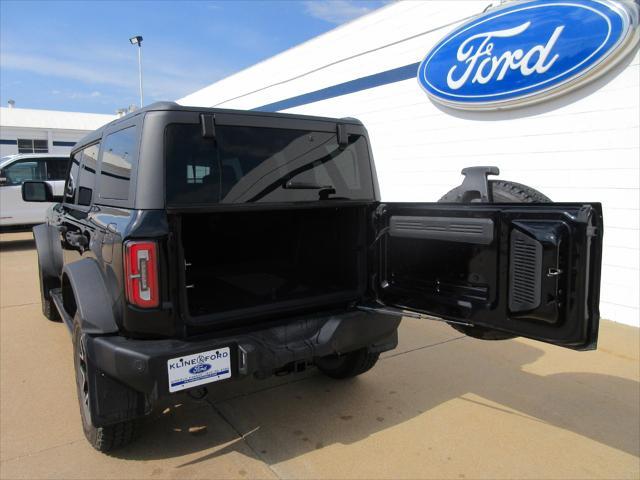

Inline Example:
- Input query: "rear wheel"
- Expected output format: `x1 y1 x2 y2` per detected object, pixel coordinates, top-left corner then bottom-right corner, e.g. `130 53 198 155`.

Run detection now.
316 348 380 379
73 319 137 452
439 179 551 340
38 262 60 322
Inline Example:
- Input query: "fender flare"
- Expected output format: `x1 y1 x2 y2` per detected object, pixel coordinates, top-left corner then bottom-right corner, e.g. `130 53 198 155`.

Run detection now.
62 259 119 334
32 223 63 280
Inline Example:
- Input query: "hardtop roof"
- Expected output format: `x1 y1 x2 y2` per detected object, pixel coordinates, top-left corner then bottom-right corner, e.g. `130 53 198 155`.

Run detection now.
72 102 364 153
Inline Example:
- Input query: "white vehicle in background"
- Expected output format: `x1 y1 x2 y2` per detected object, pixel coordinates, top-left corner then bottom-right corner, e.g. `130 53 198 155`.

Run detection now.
0 153 69 231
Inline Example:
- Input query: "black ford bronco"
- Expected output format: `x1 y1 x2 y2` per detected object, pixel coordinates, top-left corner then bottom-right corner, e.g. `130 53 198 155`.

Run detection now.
22 102 602 452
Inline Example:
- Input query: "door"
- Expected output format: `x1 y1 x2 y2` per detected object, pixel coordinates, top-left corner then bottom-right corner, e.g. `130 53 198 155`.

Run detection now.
376 203 602 350
0 158 48 226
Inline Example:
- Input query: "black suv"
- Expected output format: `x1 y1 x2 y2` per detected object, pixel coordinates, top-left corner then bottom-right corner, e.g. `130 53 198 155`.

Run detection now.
22 102 603 452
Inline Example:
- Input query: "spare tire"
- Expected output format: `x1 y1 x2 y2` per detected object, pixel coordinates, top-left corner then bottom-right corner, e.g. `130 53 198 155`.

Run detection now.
439 180 551 204
438 179 551 340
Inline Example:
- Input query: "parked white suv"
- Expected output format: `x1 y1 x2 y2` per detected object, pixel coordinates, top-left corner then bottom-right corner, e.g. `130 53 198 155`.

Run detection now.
0 153 69 231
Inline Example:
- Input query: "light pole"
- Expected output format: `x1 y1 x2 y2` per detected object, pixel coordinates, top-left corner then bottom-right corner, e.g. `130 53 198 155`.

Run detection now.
129 35 144 108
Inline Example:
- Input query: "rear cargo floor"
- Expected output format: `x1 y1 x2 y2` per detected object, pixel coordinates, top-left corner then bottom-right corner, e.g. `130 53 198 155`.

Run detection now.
186 262 351 315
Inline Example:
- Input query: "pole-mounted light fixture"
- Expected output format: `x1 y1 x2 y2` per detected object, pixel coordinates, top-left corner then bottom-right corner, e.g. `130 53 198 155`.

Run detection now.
129 36 144 107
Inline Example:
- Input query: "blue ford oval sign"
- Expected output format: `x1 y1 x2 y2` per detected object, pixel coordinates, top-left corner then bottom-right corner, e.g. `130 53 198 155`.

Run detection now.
417 0 639 110
189 363 211 375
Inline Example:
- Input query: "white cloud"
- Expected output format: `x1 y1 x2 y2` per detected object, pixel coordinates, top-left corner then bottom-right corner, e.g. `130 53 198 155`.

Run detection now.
303 0 374 24
2 52 135 88
1 47 230 103
69 91 103 99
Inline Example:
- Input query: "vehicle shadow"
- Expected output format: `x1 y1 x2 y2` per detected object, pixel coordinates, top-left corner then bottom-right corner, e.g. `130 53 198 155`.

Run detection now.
111 333 639 464
0 238 35 252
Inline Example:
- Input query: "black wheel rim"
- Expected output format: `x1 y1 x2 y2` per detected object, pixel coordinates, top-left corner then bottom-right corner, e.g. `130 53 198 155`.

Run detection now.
76 336 90 414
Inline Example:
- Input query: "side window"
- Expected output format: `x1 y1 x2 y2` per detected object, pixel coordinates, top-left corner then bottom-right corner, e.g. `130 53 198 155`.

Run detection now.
77 144 99 206
2 159 46 185
17 139 48 154
64 153 82 203
99 126 137 200
45 158 69 181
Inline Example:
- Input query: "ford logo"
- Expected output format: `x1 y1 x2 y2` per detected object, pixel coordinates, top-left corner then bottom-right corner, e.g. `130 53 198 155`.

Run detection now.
189 363 211 375
417 0 639 110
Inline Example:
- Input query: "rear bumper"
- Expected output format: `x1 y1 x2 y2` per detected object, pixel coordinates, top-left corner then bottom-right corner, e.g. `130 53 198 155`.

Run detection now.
85 309 400 401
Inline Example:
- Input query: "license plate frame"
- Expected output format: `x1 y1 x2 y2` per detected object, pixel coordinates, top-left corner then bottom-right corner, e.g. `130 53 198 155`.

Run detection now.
167 347 232 393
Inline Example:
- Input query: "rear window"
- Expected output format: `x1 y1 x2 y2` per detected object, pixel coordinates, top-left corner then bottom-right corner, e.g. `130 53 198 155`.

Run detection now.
165 123 374 205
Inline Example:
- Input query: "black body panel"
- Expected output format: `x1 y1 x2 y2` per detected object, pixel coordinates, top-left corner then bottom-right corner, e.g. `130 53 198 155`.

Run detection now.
84 308 400 425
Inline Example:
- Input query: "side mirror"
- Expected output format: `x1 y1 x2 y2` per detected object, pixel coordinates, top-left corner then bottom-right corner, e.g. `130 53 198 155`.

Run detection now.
22 181 54 202
0 171 7 185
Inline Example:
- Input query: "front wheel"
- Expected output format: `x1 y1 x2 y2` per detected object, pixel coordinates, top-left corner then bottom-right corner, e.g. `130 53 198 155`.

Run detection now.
439 179 551 340
73 320 137 452
315 348 380 379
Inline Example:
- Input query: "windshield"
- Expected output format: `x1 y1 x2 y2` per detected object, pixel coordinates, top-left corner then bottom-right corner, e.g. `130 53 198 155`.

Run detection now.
0 156 18 169
165 123 374 205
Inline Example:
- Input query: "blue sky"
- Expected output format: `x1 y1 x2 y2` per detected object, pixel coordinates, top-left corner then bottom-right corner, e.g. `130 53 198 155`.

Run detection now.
0 0 386 114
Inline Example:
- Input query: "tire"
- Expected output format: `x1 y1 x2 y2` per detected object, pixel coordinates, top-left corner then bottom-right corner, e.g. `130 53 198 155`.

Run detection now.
38 262 60 322
439 180 551 204
316 348 380 379
73 319 137 452
439 179 551 340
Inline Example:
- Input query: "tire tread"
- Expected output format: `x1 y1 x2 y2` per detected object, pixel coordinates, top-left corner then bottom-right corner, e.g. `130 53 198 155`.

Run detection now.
42 297 61 322
94 420 138 453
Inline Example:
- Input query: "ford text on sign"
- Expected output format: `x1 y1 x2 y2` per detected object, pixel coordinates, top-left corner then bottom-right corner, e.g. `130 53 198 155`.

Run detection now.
417 0 639 110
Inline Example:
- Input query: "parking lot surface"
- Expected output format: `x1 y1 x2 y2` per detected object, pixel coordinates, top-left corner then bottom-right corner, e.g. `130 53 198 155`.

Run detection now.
0 231 638 479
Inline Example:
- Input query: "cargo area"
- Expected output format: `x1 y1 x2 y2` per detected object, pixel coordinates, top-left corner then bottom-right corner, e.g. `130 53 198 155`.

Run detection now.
179 206 368 321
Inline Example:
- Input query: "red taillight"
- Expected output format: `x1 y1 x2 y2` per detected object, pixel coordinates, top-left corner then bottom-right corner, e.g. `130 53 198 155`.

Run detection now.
124 240 159 308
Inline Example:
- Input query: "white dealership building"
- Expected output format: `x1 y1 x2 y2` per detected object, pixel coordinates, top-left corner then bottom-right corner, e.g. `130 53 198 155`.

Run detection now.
0 104 115 158
180 1 640 326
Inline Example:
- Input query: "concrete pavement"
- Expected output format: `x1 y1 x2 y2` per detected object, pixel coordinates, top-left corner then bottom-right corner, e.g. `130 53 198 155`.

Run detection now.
1 232 638 479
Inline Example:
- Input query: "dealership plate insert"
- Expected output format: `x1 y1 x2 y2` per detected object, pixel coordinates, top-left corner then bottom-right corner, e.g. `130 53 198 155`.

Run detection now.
167 347 231 393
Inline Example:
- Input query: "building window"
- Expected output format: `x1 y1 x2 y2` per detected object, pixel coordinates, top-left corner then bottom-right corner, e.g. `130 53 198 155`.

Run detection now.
17 139 48 154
